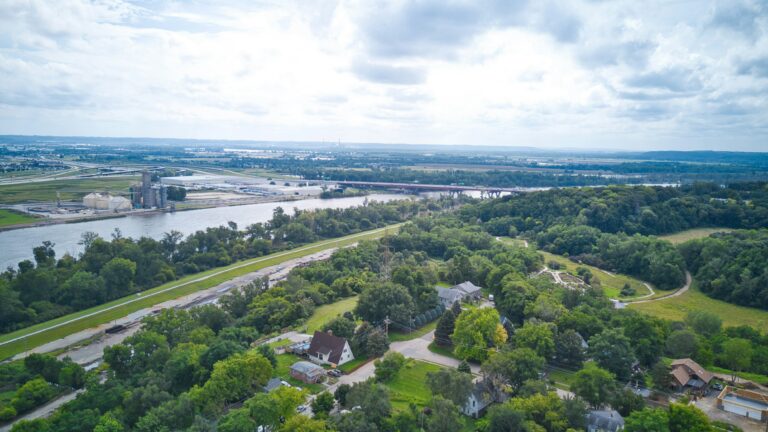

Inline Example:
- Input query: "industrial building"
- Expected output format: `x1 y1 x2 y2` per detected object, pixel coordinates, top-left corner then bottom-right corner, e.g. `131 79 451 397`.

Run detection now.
130 171 168 209
82 193 132 211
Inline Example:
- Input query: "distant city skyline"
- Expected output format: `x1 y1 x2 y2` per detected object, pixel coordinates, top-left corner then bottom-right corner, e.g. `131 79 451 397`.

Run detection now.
1 0 766 151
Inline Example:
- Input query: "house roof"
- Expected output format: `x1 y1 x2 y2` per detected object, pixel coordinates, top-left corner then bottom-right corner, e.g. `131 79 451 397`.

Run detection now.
671 358 714 385
264 377 282 392
587 410 624 432
464 380 494 412
290 361 325 376
437 287 463 304
308 330 349 364
453 281 482 295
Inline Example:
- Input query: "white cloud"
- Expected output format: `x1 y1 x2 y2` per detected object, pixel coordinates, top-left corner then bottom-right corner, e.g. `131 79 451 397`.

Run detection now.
0 0 766 150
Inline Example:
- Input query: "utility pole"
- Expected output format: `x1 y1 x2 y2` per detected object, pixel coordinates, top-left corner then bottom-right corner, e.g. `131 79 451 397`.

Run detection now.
383 316 392 336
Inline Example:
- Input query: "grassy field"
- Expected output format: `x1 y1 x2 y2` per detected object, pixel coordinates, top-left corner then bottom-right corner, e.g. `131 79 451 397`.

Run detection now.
659 228 732 244
0 224 402 360
385 360 443 411
304 296 358 334
537 250 654 299
630 283 768 333
427 341 458 359
0 209 37 227
0 177 137 204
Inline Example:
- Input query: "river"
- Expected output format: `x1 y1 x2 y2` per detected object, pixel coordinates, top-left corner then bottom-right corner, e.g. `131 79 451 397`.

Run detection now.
0 194 411 269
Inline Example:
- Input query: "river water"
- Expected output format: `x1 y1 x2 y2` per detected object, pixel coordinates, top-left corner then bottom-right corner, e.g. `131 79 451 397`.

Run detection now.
0 194 411 269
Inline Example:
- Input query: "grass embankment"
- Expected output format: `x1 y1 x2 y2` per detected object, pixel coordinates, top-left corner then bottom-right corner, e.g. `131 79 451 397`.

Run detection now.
658 228 732 244
0 177 137 204
0 209 37 227
630 282 768 333
304 296 359 334
388 321 438 343
0 224 402 360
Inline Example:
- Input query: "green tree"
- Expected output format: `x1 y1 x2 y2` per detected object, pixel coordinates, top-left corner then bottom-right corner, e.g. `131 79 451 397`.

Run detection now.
55 271 106 309
311 392 335 418
355 282 415 325
686 310 722 338
721 338 753 383
366 328 390 357
164 342 208 393
554 329 586 368
335 383 351 407
346 381 391 426
192 351 273 414
434 310 456 346
668 403 712 432
426 368 473 406
374 352 406 382
486 404 527 432
588 329 636 380
457 360 471 374
650 362 672 390
481 348 544 394
11 378 56 413
506 391 568 432
323 316 357 340
513 322 555 360
426 396 463 432
571 362 615 409
625 408 670 432
93 413 125 432
281 416 330 431
453 307 507 362
100 257 137 297
665 330 699 359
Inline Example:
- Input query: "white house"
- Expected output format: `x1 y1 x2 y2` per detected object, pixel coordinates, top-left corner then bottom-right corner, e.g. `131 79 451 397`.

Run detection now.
461 381 495 418
307 330 354 366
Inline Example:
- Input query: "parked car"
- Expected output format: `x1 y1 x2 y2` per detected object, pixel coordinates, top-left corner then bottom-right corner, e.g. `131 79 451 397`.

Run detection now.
328 369 343 377
712 383 724 391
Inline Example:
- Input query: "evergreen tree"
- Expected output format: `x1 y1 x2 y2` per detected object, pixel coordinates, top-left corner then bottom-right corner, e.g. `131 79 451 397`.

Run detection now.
435 310 456 346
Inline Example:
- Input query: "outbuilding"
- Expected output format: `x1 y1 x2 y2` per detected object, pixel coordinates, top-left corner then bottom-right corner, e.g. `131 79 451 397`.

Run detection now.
717 386 768 422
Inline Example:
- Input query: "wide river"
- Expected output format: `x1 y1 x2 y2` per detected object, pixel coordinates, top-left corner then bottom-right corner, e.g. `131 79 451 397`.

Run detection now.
0 194 411 269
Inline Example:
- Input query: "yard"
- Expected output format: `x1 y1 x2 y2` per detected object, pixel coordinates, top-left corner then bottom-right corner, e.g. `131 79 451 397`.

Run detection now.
388 321 438 342
385 360 443 411
658 228 732 244
272 353 324 394
303 296 358 333
630 283 768 333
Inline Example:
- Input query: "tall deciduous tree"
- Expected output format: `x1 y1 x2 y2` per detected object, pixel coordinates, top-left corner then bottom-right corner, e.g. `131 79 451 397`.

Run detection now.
571 362 616 409
453 308 507 362
426 368 473 406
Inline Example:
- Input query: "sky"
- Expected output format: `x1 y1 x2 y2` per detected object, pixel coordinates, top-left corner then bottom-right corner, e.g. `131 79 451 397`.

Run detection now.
0 0 767 151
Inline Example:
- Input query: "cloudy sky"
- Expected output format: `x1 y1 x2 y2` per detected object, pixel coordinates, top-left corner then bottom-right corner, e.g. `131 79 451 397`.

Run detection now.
0 0 767 151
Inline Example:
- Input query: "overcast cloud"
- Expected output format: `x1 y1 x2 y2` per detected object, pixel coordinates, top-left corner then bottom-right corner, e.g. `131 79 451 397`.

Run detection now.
0 0 766 151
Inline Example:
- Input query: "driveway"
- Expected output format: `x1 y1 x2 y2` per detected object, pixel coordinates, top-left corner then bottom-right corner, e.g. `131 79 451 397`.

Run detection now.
694 396 763 432
390 331 481 374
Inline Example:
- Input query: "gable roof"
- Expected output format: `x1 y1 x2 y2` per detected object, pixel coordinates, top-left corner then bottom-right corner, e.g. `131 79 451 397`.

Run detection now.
671 358 714 385
464 380 494 413
264 377 282 392
309 330 349 364
587 410 624 432
454 281 482 295
437 287 463 304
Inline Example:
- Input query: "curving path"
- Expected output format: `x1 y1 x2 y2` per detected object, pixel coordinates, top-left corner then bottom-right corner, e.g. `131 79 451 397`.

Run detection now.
624 271 691 304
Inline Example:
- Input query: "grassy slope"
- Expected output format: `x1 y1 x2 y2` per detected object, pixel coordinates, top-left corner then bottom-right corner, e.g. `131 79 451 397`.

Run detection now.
0 177 137 204
304 296 359 334
658 227 732 244
0 209 37 227
388 321 438 342
0 224 402 360
629 282 768 333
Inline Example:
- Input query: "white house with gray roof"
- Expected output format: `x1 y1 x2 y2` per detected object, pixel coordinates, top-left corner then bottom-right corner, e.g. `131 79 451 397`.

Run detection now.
436 281 483 308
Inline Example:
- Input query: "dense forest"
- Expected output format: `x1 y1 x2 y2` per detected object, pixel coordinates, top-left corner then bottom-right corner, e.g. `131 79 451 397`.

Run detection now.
7 203 767 431
0 199 437 334
680 230 768 309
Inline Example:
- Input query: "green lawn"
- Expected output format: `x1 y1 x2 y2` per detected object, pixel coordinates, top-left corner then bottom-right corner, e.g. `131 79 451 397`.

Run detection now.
385 360 443 411
658 228 732 244
304 296 359 334
427 341 458 359
273 353 324 393
0 209 37 227
630 282 768 333
338 357 370 374
388 321 437 343
537 250 653 299
546 367 577 391
0 177 138 204
0 224 402 360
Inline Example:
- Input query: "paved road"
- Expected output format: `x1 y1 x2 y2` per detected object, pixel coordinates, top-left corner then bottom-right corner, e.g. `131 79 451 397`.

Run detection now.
0 390 84 432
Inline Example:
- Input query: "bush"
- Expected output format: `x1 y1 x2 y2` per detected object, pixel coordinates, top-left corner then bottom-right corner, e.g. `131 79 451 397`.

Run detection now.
0 405 17 421
11 378 56 413
374 352 406 382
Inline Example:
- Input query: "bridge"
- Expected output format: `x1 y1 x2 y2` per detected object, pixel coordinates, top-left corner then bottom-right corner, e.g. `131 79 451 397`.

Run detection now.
331 180 530 197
